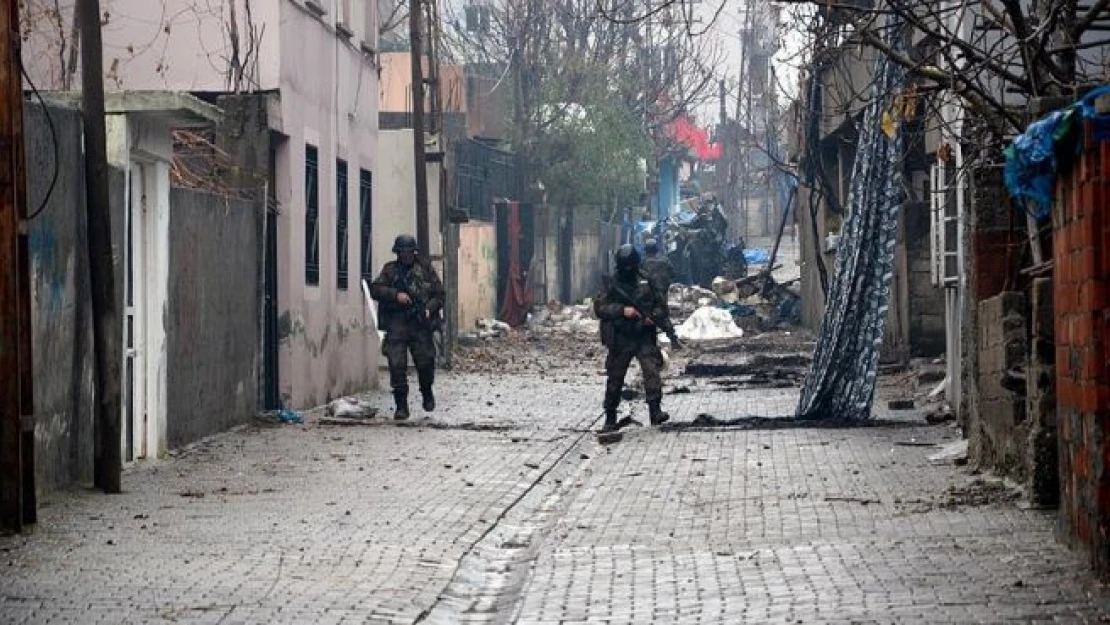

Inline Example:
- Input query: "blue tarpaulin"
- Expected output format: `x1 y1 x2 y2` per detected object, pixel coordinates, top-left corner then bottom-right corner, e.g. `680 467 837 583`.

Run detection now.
1004 84 1110 221
744 248 771 265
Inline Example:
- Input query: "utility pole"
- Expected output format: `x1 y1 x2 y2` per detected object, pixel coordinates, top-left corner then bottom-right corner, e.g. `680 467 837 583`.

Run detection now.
0 0 36 533
78 0 122 493
424 0 455 368
410 0 430 254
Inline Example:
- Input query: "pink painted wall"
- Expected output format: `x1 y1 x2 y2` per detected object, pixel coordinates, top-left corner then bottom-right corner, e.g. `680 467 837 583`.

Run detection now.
21 0 282 91
271 0 381 409
378 52 467 114
22 0 384 409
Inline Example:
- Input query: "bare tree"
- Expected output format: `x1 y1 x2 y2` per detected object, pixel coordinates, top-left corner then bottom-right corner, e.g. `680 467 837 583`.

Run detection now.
437 0 725 205
777 0 1110 139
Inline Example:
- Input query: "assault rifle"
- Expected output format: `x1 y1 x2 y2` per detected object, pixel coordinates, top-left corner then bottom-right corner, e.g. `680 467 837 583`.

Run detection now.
609 278 682 350
393 269 443 333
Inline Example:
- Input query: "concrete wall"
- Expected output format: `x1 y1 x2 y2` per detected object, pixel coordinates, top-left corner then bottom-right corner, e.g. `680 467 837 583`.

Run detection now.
466 70 508 139
379 53 467 114
970 292 1029 481
960 163 1013 447
26 103 92 492
25 104 126 492
531 206 616 305
796 184 836 330
456 223 497 332
372 129 444 273
904 200 946 356
569 232 603 303
272 1 381 409
166 188 261 448
24 0 384 411
1054 118 1110 577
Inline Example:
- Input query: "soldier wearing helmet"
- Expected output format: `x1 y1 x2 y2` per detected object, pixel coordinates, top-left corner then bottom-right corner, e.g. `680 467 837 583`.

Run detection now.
592 244 671 433
641 238 674 296
369 234 446 419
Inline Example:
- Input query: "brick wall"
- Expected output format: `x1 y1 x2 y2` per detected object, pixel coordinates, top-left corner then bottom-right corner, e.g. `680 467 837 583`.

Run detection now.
1055 117 1110 576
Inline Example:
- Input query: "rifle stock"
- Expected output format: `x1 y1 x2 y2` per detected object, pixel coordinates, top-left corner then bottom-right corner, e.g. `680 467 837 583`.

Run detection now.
610 280 683 349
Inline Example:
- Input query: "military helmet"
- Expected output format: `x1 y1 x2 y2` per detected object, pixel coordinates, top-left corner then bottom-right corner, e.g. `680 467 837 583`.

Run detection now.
615 244 641 272
392 234 418 253
643 238 659 255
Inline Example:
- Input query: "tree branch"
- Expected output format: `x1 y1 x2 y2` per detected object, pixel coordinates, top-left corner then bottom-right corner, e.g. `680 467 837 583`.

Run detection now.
1073 0 1110 37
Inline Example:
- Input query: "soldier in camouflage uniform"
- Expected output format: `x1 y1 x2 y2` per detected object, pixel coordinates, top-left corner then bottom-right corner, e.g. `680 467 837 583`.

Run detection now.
641 238 674 295
370 234 446 420
594 244 671 433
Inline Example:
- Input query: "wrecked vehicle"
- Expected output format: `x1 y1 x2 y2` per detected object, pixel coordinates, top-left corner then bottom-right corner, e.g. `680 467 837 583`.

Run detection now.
651 196 745 287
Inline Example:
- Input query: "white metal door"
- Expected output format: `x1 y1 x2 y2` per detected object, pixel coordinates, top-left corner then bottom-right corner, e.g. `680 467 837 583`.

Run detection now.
122 162 150 461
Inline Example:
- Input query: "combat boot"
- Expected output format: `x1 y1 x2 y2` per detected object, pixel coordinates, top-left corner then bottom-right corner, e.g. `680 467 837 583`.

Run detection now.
393 391 410 420
417 366 435 412
648 401 670 426
601 409 619 433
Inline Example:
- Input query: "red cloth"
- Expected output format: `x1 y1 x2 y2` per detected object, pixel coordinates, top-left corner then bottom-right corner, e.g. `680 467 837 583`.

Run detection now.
665 115 722 161
498 201 532 327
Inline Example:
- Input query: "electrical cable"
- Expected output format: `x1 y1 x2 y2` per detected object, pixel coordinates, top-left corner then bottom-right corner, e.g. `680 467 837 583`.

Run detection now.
20 59 60 222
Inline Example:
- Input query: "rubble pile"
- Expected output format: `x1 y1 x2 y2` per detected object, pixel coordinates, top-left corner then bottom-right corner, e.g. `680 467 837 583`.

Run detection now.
668 284 720 318
474 318 512 339
666 272 801 338
452 325 606 376
527 301 600 335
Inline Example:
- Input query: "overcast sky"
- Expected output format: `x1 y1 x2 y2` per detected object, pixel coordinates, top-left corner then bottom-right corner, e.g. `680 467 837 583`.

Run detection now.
689 0 806 127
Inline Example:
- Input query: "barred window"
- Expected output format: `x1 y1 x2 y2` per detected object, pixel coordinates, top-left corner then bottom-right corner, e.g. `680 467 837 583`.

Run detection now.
359 169 373 284
305 144 320 286
337 159 349 290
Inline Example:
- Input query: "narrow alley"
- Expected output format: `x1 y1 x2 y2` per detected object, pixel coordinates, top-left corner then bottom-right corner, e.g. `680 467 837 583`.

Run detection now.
4 0 1110 622
2 325 1108 623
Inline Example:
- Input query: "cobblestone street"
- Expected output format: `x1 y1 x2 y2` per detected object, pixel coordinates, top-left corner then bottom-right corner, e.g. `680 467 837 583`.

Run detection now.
3 334 1110 624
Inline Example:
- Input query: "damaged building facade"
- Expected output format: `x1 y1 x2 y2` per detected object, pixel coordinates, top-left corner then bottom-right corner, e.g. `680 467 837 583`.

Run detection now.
15 0 383 500
791 0 1110 579
23 0 382 414
791 8 945 364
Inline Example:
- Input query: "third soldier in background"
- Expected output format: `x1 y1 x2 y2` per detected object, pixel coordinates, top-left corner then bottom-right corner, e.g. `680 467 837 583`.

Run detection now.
641 238 674 295
593 244 672 433
370 234 446 420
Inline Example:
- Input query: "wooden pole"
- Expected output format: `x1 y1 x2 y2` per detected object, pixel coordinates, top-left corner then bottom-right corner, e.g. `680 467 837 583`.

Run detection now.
0 0 34 532
78 0 122 493
410 0 430 254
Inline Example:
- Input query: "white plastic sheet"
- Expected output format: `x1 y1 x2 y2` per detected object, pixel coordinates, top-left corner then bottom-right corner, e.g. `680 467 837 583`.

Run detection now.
675 306 744 341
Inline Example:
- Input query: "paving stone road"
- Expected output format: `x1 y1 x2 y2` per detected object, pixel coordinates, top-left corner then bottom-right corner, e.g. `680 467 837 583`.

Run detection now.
2 335 1110 624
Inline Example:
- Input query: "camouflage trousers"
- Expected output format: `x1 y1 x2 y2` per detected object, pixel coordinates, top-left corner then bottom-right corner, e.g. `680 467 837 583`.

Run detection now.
603 340 664 411
382 322 436 395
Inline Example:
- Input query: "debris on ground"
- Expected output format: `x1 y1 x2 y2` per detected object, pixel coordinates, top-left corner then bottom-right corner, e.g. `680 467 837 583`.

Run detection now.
476 318 512 337
453 327 607 377
597 431 623 445
925 407 956 424
326 397 377 419
669 272 800 336
929 440 969 465
256 408 304 425
668 284 720 318
675 306 744 341
528 302 599 335
942 477 1021 507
